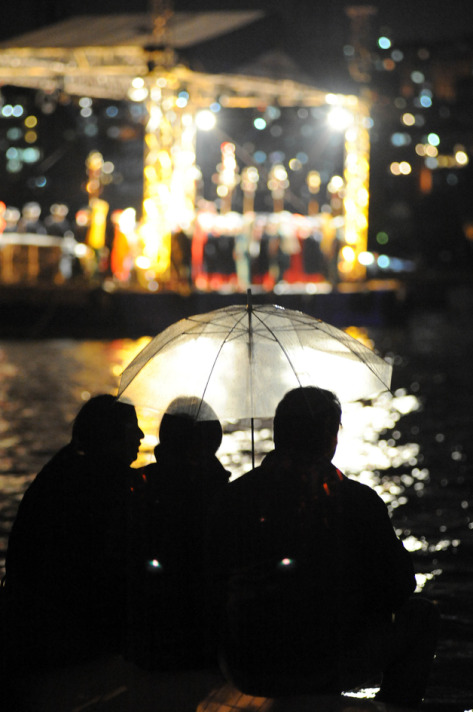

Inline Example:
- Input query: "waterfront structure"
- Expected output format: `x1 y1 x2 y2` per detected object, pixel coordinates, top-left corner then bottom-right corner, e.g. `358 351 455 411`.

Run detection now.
0 10 371 287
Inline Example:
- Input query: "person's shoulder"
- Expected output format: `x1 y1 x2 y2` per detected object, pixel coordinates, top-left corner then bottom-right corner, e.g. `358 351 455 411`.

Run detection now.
341 475 391 513
224 464 265 502
29 444 76 487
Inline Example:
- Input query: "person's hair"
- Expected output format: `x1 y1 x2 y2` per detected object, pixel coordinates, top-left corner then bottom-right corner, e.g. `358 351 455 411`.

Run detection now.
273 386 341 456
71 394 135 454
159 396 223 454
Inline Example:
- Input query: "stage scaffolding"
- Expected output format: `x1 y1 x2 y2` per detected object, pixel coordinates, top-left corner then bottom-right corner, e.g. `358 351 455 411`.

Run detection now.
0 12 371 285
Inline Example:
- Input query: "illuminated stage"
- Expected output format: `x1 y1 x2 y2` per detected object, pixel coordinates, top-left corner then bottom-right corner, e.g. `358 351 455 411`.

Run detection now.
0 10 372 290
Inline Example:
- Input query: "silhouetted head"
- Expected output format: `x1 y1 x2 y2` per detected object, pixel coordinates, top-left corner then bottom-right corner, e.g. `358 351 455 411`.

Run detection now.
159 396 223 455
72 394 143 465
273 386 341 459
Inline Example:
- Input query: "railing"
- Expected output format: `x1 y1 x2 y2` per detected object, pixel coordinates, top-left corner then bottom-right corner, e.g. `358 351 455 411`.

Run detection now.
0 233 78 284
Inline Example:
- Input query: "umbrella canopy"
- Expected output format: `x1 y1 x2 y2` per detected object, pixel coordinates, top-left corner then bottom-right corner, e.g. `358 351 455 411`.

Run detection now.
117 303 392 423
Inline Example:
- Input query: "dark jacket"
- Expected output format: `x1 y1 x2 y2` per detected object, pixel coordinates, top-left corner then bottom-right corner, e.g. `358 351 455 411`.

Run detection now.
5 444 146 668
206 450 416 695
133 445 230 669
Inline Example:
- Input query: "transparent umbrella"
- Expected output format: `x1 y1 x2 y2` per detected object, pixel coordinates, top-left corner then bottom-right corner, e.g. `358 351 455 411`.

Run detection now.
117 300 392 459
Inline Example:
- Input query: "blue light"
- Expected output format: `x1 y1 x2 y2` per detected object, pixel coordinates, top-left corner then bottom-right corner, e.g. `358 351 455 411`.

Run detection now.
378 36 391 50
391 132 411 147
23 147 41 163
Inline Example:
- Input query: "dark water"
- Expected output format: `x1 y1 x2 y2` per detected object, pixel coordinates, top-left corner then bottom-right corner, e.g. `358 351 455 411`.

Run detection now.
0 297 472 711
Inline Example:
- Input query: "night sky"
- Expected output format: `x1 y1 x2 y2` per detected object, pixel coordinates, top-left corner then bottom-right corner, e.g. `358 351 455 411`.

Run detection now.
2 1 473 48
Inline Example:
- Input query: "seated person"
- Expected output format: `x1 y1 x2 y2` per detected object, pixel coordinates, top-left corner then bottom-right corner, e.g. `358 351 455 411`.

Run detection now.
206 386 438 708
132 397 230 670
4 394 145 671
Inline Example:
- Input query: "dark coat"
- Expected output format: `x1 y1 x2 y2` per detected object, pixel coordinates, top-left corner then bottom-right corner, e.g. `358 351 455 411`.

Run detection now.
4 444 146 668
206 450 416 695
131 445 230 669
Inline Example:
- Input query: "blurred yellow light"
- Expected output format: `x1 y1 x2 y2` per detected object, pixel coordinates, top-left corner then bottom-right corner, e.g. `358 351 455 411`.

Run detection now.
401 113 415 126
341 245 356 261
328 175 344 193
128 84 148 102
24 130 37 143
356 187 369 206
390 162 401 175
338 260 353 274
344 231 358 245
136 255 151 269
24 115 37 128
288 158 302 171
144 165 158 182
307 170 321 193
455 150 469 165
399 161 412 175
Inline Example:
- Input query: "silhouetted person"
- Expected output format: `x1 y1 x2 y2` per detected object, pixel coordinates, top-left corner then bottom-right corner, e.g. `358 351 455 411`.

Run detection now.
207 387 438 708
17 201 46 235
130 397 230 670
3 394 145 672
44 203 73 238
2 206 20 233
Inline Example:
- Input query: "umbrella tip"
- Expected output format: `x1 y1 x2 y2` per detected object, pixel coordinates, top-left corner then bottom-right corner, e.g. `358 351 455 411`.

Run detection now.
246 288 253 313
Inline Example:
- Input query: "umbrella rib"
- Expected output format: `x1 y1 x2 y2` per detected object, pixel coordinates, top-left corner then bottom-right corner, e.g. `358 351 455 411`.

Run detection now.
197 311 249 416
251 310 304 388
